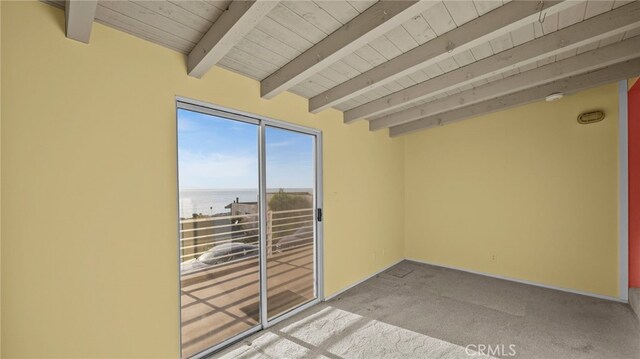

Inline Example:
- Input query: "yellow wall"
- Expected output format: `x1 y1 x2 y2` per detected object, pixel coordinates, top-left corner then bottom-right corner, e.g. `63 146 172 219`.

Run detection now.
404 83 620 297
0 1 625 357
0 2 404 358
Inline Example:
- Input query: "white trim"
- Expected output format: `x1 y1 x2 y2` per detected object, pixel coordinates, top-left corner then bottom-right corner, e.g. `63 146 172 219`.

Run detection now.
324 259 404 301
619 80 630 302
258 122 268 327
316 135 325 301
175 96 322 136
190 326 262 359
174 103 184 359
406 258 626 303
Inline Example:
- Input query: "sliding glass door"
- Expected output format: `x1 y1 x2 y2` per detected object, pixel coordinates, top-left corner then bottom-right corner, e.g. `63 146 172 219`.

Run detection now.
176 100 322 359
177 109 261 359
264 126 317 319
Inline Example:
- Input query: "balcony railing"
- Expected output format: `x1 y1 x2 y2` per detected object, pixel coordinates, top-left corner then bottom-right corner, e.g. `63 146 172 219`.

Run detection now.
179 208 314 269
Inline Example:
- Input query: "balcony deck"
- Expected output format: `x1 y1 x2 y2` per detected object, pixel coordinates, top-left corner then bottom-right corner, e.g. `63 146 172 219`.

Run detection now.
180 244 315 358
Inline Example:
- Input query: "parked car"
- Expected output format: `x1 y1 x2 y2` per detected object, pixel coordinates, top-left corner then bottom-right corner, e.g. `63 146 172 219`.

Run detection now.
275 227 313 252
181 242 258 273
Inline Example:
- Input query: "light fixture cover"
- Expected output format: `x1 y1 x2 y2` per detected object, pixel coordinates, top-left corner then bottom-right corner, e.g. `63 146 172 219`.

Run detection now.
545 92 564 102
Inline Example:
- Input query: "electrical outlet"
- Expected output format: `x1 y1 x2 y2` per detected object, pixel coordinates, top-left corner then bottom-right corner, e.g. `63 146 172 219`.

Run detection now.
491 254 496 262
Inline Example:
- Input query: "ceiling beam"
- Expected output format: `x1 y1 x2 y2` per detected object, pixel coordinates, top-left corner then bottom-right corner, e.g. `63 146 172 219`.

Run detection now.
65 0 98 44
348 1 640 124
188 0 279 79
371 35 640 130
308 0 575 113
260 1 430 99
389 58 640 137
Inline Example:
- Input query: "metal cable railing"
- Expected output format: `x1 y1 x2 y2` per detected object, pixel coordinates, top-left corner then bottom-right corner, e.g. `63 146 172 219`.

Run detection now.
179 208 314 270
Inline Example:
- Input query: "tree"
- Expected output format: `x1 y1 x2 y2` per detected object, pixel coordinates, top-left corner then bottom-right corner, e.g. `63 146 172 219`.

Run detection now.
268 189 312 211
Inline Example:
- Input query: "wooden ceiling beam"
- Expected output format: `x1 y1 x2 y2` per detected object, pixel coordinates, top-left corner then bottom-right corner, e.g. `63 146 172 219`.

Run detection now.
309 0 576 113
188 0 279 79
260 0 431 99
347 1 640 124
389 58 640 137
65 0 98 43
372 35 640 130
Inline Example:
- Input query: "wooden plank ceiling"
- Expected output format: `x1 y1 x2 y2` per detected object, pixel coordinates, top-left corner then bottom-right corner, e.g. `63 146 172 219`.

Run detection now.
46 0 640 137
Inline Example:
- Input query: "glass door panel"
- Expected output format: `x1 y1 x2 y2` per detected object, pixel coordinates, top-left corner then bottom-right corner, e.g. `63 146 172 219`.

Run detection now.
264 126 317 320
177 109 261 358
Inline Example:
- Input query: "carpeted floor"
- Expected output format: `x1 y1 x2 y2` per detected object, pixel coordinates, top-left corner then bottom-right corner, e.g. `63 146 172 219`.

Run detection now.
213 260 640 358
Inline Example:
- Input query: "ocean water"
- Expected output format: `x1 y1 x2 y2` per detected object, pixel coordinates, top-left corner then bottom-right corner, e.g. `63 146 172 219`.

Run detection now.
179 188 312 218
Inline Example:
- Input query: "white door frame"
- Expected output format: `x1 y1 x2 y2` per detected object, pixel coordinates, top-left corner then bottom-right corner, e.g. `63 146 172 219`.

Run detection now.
175 97 324 358
618 80 629 302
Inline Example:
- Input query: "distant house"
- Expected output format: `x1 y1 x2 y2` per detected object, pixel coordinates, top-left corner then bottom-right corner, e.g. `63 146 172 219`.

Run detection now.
224 191 313 215
225 197 258 217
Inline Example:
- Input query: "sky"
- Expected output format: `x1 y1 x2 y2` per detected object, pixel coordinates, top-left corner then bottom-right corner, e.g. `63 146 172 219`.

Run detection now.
177 109 314 190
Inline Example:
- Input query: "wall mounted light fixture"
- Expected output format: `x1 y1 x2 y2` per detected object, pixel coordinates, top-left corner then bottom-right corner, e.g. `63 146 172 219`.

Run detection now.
577 110 605 124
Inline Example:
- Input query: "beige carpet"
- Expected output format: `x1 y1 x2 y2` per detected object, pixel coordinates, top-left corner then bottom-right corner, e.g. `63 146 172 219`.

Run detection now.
216 307 493 358
214 260 640 358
